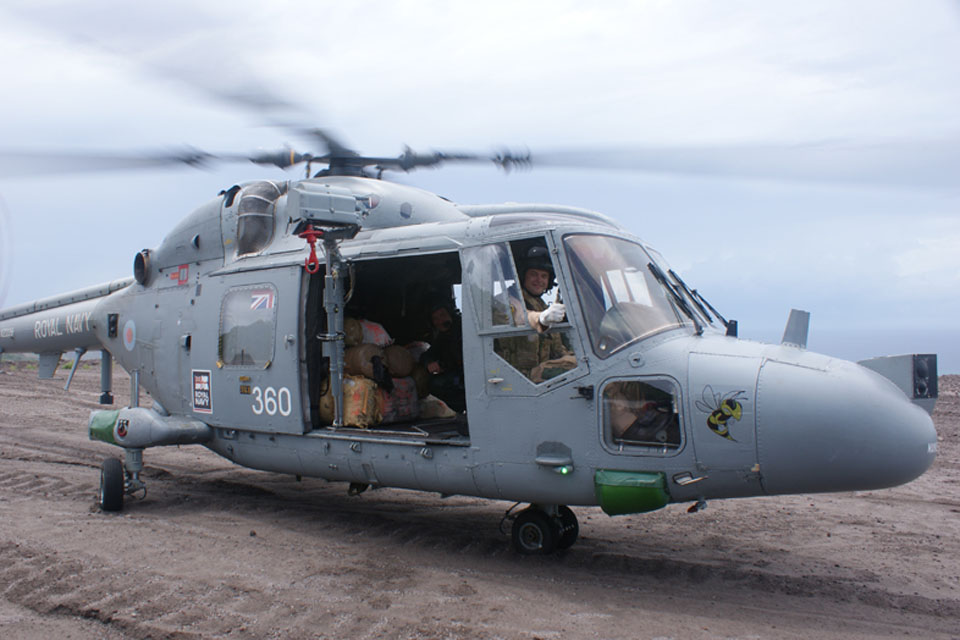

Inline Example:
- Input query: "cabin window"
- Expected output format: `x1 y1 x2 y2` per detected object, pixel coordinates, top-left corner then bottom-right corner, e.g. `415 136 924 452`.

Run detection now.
219 285 278 367
602 378 682 452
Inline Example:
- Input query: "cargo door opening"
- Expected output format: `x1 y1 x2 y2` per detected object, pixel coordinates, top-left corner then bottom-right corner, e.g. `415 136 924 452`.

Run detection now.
304 251 469 445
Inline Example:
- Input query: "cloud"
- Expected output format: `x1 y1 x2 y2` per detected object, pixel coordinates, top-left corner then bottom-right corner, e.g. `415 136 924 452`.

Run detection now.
0 0 958 368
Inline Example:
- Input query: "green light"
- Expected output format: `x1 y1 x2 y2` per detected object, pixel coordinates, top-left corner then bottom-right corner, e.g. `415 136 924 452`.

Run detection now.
556 465 572 475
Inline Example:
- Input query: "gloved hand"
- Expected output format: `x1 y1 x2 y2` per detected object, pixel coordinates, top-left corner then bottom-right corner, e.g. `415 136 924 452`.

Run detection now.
538 302 566 327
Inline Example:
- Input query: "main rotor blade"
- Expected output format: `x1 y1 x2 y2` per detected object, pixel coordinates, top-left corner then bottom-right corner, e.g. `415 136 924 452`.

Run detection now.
532 140 960 190
0 148 310 178
0 150 211 176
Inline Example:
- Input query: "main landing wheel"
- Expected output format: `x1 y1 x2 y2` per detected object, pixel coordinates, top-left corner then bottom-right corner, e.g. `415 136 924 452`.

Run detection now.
98 457 125 512
555 505 580 550
512 508 557 555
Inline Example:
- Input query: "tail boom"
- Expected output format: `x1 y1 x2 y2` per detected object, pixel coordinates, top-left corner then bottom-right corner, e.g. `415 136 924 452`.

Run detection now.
0 278 132 357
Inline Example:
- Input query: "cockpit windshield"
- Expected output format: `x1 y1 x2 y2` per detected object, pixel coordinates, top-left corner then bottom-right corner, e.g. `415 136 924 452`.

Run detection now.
564 234 690 358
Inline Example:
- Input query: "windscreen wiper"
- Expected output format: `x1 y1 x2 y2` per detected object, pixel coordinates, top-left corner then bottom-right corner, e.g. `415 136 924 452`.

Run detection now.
667 268 715 325
647 262 703 335
684 283 737 337
665 267 738 337
691 288 737 336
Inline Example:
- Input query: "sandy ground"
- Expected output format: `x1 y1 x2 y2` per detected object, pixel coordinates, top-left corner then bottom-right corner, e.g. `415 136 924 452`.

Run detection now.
0 361 958 640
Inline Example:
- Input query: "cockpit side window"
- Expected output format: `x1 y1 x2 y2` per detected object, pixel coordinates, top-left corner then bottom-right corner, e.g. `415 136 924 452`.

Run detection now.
236 181 286 255
603 378 682 452
463 239 578 384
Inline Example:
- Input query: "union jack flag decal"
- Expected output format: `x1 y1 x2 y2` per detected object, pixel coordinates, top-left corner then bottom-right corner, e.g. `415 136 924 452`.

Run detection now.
250 290 275 310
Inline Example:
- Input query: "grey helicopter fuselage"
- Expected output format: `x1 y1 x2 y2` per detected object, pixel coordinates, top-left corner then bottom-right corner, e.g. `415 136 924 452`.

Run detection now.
0 174 939 551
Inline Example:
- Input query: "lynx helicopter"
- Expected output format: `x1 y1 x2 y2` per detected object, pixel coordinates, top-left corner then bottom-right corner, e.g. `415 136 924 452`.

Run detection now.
0 131 940 555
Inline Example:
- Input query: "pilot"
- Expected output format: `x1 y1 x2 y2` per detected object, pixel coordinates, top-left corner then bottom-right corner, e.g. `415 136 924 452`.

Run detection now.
497 245 575 382
518 245 567 331
420 296 466 412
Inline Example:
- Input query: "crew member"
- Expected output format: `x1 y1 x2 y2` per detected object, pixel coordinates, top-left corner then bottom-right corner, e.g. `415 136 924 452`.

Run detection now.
420 297 466 412
497 245 575 381
518 245 566 331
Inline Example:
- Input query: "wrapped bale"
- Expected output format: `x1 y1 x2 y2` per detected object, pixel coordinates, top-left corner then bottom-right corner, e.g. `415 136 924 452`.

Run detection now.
378 376 420 424
344 317 363 347
420 394 457 419
410 363 430 398
384 344 415 378
405 341 430 363
319 375 382 427
359 319 393 346
344 344 385 379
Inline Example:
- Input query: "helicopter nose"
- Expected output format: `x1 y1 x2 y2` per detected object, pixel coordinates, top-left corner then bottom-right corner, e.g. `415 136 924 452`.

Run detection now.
757 358 937 495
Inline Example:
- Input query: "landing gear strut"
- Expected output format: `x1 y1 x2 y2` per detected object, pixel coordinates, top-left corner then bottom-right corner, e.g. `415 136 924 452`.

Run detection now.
507 504 580 555
97 448 147 512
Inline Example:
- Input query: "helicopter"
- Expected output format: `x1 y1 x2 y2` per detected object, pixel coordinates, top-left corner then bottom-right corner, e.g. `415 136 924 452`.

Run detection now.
0 129 940 555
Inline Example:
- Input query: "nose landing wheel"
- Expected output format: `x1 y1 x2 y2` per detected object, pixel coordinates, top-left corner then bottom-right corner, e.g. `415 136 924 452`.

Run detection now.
97 449 148 512
98 457 124 511
509 504 580 555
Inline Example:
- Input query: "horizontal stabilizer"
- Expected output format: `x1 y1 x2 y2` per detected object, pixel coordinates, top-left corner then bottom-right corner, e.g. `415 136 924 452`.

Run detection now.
858 354 938 415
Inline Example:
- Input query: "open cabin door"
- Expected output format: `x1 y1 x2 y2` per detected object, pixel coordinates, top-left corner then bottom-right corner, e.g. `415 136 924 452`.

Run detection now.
303 251 470 442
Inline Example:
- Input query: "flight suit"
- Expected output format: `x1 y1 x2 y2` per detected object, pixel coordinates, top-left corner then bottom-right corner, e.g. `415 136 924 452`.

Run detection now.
495 290 574 382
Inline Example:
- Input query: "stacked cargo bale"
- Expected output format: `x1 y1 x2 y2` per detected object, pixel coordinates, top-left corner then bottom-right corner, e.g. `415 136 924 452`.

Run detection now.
318 376 381 427
319 318 391 428
324 318 438 426
380 345 419 423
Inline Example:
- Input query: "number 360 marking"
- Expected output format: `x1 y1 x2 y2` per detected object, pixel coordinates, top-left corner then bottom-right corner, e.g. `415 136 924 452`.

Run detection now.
251 386 292 416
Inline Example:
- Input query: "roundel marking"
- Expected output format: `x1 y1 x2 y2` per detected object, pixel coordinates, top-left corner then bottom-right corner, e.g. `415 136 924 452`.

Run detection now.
123 319 136 351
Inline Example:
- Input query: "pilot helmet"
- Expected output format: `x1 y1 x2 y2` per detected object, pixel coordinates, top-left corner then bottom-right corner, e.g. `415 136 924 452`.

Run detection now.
520 245 555 283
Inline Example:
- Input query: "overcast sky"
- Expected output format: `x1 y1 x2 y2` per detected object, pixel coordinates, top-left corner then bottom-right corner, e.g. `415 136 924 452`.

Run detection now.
0 0 958 370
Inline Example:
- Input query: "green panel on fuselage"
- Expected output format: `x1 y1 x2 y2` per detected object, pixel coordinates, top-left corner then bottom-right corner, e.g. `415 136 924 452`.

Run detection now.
594 470 670 515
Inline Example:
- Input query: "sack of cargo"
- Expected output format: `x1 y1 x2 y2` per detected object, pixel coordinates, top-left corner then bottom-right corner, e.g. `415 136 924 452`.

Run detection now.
383 344 414 378
319 375 382 427
344 317 363 347
405 341 430 363
379 376 420 424
410 363 430 398
420 394 457 419
359 319 393 346
344 344 385 379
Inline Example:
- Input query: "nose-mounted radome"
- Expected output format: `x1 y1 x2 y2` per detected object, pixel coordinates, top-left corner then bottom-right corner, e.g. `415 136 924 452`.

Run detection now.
756 357 937 495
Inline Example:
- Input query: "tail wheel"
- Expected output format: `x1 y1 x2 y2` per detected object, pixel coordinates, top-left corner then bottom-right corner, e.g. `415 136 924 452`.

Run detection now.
555 505 580 550
511 508 557 555
98 457 124 512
